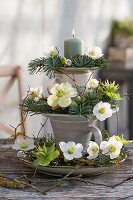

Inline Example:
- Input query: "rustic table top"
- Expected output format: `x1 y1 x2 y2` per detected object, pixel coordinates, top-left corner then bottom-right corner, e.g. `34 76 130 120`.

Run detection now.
0 141 133 200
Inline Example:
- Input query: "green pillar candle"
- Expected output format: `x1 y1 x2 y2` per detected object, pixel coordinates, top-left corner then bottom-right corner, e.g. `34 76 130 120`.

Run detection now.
64 30 84 59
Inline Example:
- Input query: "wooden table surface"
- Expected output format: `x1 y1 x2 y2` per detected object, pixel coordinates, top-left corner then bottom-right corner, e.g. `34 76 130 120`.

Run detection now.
0 142 133 200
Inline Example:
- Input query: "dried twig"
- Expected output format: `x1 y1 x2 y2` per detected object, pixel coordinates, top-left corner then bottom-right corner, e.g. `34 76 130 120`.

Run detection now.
15 175 33 184
111 176 133 188
42 168 78 194
37 117 48 138
1 171 133 195
0 174 43 194
83 71 94 93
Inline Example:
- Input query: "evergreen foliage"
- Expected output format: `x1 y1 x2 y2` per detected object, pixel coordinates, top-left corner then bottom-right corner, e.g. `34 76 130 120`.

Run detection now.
28 55 63 78
71 55 109 69
28 54 109 78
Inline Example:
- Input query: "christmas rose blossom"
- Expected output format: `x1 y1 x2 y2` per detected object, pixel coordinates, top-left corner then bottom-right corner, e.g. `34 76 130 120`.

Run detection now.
87 141 99 160
93 101 113 121
28 86 44 102
88 78 99 89
47 82 78 108
100 136 123 159
12 137 35 151
59 141 83 160
86 46 104 59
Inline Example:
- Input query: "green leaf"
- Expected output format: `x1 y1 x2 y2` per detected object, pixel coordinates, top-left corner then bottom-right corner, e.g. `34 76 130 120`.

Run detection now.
47 145 55 154
71 55 109 69
106 93 123 100
33 144 60 167
33 159 40 166
50 150 60 160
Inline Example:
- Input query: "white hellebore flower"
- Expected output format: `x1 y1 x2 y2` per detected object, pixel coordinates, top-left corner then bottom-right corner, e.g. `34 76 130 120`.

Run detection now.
59 141 83 160
88 78 99 89
93 101 113 121
12 137 35 151
86 46 103 59
87 141 99 160
47 82 78 108
65 59 72 66
44 46 58 57
100 136 123 159
28 86 43 102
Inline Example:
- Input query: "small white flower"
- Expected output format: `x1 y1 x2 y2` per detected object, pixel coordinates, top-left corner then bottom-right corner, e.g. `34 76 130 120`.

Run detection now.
100 136 123 159
44 46 58 57
59 141 83 160
88 78 99 89
93 101 113 121
65 59 72 66
34 97 39 102
112 106 119 113
28 86 43 101
87 141 99 160
47 82 78 108
86 46 104 59
17 151 26 159
12 137 35 151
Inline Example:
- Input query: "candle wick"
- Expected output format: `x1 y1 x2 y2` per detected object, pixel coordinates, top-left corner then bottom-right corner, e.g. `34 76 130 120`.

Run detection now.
72 29 75 38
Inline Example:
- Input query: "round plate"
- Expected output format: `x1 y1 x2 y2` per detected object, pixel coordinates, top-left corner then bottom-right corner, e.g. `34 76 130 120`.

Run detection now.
43 114 96 121
19 157 126 177
55 67 98 74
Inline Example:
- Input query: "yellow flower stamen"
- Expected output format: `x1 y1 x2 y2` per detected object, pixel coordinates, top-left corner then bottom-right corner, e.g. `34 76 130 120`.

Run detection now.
68 146 75 154
108 144 116 153
99 107 106 114
91 147 98 153
91 81 97 85
29 92 37 99
56 90 65 97
49 50 55 56
89 51 96 56
18 140 28 149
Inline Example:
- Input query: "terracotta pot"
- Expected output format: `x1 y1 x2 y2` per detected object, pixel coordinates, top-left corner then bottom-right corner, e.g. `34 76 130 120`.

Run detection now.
45 114 102 152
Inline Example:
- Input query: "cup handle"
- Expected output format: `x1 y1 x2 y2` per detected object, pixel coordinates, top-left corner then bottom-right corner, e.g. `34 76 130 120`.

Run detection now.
87 126 102 146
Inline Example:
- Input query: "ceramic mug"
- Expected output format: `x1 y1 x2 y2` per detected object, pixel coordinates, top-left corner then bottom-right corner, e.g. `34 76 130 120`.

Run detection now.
45 114 102 152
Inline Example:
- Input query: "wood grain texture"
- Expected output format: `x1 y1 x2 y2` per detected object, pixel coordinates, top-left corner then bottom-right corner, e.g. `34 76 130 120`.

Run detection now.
0 142 133 200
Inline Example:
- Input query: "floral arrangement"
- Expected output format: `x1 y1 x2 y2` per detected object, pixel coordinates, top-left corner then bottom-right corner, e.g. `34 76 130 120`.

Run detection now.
21 79 122 120
10 44 132 170
12 133 131 167
16 77 132 168
28 46 109 78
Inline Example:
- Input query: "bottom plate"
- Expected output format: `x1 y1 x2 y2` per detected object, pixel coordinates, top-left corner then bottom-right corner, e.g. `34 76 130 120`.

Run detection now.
19 157 126 177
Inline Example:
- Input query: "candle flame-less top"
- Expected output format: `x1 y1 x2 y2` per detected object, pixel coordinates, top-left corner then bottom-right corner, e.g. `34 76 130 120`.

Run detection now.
72 29 75 38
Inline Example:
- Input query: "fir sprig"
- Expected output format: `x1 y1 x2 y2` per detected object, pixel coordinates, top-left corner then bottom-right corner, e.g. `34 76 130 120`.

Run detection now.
20 98 68 116
28 55 63 78
28 55 109 78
